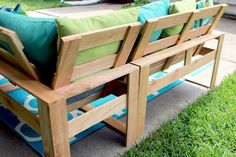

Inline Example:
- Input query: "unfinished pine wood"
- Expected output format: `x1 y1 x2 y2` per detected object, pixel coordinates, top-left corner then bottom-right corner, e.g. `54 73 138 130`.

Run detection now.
126 69 140 146
210 35 224 89
0 89 40 133
38 98 70 157
68 94 126 138
0 27 39 80
131 20 158 60
162 11 198 70
71 54 117 81
184 48 194 65
148 51 216 94
114 23 141 67
154 12 192 30
81 104 126 134
67 91 102 112
132 31 223 67
56 64 139 98
52 36 81 89
136 65 149 138
144 35 179 55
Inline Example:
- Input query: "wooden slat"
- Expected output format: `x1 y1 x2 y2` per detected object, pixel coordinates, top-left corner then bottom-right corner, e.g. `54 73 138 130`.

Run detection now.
131 20 158 60
150 59 166 75
0 89 40 133
114 23 141 67
0 59 66 104
67 91 102 112
71 54 117 81
196 5 222 20
0 27 39 80
185 25 210 40
132 31 223 67
68 94 127 138
148 51 216 94
184 49 194 65
79 25 129 51
144 35 179 55
57 64 138 98
81 104 126 134
52 36 81 89
154 12 192 30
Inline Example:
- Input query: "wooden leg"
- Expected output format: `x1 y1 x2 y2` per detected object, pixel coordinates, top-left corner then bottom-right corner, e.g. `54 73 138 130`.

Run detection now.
125 69 141 146
210 35 224 89
38 98 70 157
137 65 149 138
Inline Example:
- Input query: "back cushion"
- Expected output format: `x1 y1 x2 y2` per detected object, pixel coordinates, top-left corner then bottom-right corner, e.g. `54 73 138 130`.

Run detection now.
194 0 214 28
0 11 58 85
56 7 140 65
162 0 196 36
138 0 170 42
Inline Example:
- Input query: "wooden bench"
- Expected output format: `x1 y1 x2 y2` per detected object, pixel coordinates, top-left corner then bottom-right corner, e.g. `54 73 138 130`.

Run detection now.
0 22 142 157
130 4 227 136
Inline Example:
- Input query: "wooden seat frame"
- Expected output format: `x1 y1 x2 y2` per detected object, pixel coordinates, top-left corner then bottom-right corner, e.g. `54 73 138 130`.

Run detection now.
0 22 143 157
130 4 227 136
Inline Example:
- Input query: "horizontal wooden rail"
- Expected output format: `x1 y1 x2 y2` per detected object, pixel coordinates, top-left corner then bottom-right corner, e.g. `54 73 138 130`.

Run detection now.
57 64 139 98
132 31 223 67
148 51 216 94
68 94 126 138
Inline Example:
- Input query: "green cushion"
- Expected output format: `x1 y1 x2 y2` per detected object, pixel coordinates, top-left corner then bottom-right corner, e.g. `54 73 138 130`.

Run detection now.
56 7 140 65
163 0 196 36
194 0 214 28
0 11 58 85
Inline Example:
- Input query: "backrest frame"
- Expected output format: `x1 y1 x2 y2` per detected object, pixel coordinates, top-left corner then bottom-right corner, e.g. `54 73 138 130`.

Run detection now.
0 27 39 80
52 22 141 89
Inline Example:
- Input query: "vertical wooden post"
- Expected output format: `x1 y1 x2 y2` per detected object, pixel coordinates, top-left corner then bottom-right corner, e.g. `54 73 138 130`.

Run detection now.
38 98 70 157
210 35 224 89
126 68 141 146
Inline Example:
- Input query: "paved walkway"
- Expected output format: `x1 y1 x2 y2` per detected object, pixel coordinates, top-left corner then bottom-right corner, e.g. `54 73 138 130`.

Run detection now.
0 5 236 157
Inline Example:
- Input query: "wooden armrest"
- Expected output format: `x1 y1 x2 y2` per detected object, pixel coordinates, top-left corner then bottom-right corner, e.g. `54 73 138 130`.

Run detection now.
132 31 224 67
56 64 139 98
0 60 64 104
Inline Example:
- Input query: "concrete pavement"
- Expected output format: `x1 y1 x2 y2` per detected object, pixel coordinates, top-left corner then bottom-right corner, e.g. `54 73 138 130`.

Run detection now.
0 6 236 157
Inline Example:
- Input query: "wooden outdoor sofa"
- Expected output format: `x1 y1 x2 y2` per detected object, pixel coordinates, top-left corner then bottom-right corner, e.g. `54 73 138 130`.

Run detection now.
0 3 227 157
130 4 227 135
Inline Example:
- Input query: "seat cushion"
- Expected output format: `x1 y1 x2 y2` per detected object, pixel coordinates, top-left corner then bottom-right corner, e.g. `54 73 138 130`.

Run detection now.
0 11 58 85
162 0 196 36
194 0 214 28
138 0 170 42
56 7 140 65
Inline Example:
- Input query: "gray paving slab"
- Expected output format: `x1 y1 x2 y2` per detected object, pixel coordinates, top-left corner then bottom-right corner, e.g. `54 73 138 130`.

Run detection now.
0 7 235 157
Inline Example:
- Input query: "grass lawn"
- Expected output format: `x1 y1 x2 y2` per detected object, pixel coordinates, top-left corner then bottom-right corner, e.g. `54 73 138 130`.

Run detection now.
123 71 236 157
0 0 63 11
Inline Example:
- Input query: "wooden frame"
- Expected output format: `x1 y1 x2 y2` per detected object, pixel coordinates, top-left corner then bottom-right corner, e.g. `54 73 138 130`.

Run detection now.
0 22 143 157
131 4 227 138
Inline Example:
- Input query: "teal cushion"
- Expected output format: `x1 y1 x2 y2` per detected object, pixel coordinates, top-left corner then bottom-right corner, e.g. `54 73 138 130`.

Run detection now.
56 7 140 65
0 4 26 15
194 0 214 28
0 11 57 85
138 0 170 42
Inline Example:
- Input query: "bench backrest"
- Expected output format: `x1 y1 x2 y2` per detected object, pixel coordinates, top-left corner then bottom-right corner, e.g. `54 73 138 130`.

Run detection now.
52 22 141 89
0 27 39 80
131 4 227 68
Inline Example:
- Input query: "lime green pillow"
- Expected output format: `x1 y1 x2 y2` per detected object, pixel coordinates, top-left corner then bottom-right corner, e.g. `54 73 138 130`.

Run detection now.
163 0 196 36
56 7 140 65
